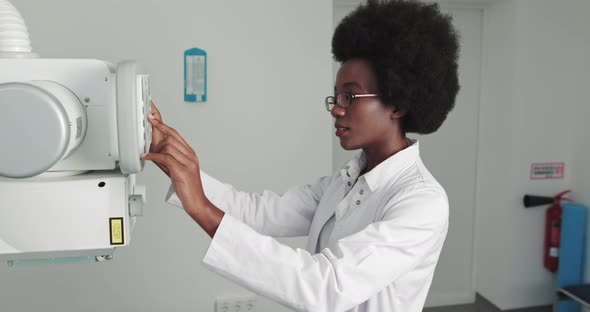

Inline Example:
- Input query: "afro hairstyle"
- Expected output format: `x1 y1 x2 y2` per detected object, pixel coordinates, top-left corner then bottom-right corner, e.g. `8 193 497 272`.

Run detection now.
332 0 460 134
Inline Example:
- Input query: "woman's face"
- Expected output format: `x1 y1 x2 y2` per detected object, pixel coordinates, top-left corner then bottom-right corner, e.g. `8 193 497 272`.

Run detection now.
332 58 399 151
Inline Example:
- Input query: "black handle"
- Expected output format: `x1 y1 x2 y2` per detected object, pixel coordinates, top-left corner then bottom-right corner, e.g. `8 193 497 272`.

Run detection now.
523 195 554 208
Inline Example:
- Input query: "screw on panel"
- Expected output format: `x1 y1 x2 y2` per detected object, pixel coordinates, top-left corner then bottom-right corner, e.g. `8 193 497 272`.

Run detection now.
84 97 91 103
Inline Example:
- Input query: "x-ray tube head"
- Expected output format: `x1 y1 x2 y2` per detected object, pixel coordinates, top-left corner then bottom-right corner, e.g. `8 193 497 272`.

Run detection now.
0 81 87 178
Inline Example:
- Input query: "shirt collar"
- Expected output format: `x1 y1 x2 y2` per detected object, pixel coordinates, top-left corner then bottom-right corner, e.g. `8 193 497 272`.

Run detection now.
340 138 420 192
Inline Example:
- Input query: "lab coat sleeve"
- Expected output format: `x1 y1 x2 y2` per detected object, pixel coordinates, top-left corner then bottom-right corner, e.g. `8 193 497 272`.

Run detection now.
165 170 333 237
201 186 449 312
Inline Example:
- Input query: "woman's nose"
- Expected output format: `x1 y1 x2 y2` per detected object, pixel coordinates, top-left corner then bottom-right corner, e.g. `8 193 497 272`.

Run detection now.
330 105 346 118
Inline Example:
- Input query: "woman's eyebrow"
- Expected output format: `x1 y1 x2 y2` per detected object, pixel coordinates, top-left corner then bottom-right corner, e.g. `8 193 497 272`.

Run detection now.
335 82 363 91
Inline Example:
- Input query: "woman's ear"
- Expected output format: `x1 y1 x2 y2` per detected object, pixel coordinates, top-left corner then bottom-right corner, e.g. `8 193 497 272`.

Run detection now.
391 107 406 119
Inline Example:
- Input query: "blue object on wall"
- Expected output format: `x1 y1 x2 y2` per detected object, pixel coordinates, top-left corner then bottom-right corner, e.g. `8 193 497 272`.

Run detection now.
184 48 207 103
557 203 587 312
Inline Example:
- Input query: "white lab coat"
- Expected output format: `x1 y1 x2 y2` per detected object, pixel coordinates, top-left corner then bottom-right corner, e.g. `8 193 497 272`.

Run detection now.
166 140 449 312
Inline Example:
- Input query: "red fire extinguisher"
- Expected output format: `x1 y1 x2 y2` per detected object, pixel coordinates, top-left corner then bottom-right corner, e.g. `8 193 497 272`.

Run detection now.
524 190 572 273
544 201 562 272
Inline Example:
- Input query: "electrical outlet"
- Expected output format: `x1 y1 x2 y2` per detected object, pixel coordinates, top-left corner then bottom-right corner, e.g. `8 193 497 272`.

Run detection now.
215 295 257 312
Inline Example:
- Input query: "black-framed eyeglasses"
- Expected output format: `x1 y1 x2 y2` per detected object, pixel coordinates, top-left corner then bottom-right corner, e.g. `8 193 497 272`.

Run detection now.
325 93 380 111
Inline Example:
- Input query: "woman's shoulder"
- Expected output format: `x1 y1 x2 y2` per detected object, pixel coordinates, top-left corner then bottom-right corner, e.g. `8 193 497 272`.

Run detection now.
379 159 449 220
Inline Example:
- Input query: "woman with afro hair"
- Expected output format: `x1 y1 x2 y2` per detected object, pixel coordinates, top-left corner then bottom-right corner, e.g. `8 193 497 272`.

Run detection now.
144 0 460 311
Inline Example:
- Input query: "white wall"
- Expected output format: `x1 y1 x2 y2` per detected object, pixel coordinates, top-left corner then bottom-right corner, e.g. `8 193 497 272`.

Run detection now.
476 0 590 309
573 49 590 311
567 0 590 286
0 1 332 311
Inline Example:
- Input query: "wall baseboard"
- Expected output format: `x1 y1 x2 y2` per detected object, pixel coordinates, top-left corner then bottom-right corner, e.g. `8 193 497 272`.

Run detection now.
424 291 476 308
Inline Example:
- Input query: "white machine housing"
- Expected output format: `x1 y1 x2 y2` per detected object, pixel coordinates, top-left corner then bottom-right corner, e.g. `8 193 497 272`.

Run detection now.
0 58 151 265
0 171 145 264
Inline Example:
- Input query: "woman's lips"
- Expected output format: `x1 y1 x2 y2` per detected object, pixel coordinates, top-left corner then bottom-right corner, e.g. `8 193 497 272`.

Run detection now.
335 126 350 137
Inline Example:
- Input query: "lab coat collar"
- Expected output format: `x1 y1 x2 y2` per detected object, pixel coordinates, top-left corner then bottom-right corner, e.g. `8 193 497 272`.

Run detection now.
341 139 420 192
340 154 366 184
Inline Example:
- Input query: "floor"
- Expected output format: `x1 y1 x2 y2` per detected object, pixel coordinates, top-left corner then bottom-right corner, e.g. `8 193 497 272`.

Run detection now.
424 294 553 312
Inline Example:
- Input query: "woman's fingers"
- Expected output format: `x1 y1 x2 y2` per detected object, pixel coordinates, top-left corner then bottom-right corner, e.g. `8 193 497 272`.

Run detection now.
142 152 182 173
150 101 161 119
143 140 195 173
149 101 166 149
151 135 195 159
143 106 200 178
160 143 194 167
156 163 170 177
147 115 192 151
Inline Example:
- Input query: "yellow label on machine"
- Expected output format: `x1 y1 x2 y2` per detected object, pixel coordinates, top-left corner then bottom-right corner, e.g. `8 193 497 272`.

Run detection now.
109 217 124 245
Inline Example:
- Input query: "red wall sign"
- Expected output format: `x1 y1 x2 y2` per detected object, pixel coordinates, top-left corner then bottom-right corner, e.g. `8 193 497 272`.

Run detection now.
530 162 565 180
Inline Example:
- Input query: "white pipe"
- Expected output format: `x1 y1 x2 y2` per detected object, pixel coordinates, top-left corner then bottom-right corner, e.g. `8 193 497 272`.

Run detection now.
0 0 38 58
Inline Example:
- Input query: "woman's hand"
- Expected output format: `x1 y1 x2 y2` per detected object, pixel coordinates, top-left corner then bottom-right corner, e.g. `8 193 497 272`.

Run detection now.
142 104 223 237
